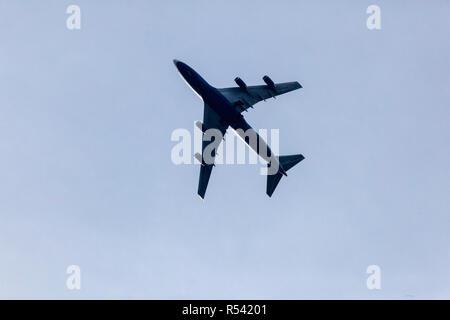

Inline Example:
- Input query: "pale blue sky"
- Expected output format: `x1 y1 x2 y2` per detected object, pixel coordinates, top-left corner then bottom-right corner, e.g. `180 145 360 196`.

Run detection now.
0 1 449 299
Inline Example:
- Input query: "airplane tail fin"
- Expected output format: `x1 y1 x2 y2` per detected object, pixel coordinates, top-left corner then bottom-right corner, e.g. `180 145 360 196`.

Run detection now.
266 154 305 197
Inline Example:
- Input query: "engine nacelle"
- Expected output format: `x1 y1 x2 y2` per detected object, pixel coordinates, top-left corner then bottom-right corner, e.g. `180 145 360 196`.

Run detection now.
263 75 275 89
234 77 248 91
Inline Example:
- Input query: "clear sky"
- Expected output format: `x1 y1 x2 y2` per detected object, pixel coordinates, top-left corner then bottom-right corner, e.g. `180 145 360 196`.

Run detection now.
0 1 449 299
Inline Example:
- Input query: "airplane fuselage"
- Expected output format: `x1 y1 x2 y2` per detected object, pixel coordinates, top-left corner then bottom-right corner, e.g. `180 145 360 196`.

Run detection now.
174 59 279 168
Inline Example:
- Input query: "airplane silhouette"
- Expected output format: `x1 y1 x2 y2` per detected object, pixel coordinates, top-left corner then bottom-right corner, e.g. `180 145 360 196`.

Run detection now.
174 59 305 199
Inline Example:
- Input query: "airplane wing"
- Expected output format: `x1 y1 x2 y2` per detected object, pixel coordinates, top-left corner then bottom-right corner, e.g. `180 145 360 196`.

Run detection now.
197 103 228 199
218 81 302 113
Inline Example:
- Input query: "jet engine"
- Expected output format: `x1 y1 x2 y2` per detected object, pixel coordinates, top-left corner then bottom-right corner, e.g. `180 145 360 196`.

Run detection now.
234 77 248 91
263 75 276 89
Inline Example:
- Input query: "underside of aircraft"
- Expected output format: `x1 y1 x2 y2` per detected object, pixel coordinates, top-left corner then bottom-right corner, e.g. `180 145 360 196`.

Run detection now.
174 59 305 199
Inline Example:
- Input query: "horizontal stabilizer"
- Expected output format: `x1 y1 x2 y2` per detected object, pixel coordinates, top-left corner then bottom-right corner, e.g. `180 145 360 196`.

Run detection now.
279 154 305 171
266 154 304 197
266 171 284 197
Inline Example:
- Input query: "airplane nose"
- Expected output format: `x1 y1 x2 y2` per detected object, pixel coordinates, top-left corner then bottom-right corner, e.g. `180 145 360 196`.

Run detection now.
173 59 179 66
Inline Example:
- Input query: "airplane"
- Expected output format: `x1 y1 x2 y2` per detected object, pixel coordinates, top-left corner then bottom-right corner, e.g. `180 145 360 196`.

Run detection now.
173 59 305 199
